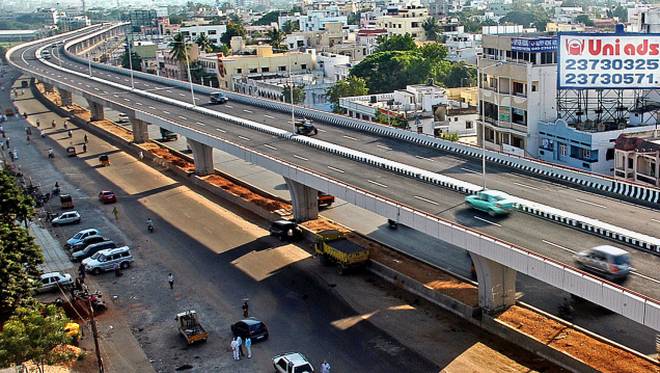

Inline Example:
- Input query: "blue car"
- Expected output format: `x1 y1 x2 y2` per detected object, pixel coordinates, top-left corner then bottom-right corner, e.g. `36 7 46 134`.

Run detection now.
65 228 101 249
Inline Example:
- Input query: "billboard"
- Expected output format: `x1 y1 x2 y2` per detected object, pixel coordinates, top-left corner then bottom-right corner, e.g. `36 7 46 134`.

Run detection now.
511 37 558 52
558 33 660 89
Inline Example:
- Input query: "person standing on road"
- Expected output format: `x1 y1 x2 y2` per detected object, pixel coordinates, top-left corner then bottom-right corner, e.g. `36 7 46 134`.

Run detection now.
67 130 72 138
230 338 239 361
245 337 252 359
168 273 174 289
242 301 249 318
83 134 88 143
78 263 86 282
112 206 119 221
82 143 87 153
138 151 144 161
321 360 331 373
236 335 243 357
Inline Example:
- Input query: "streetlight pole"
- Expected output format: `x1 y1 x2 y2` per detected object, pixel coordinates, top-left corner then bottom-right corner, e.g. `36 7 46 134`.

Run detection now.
126 35 135 90
87 53 92 77
182 37 196 106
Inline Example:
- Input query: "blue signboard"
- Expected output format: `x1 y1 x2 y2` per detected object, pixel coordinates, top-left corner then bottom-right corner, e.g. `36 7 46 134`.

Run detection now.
511 37 558 52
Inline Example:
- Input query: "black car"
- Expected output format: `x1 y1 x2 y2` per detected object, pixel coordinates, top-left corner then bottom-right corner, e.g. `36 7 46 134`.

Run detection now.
69 235 109 252
71 240 116 262
269 220 303 241
231 318 269 342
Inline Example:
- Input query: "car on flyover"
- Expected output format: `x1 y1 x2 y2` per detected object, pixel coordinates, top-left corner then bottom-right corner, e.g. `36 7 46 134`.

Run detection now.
574 245 631 282
210 92 229 104
464 190 516 217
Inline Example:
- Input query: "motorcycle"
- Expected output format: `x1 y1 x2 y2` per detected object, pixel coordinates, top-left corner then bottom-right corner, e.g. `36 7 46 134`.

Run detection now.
147 223 154 233
387 219 399 229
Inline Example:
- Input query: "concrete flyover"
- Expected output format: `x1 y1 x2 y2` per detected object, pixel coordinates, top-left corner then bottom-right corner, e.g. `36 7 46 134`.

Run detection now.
7 25 660 332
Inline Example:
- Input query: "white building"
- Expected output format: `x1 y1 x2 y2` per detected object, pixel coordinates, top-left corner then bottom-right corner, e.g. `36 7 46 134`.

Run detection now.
628 6 660 33
316 52 351 82
298 12 348 32
179 25 228 47
376 5 430 41
445 32 481 64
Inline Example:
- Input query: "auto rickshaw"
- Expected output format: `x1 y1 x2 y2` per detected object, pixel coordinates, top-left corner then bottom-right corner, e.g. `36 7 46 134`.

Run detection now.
99 154 110 167
66 146 77 157
60 194 74 209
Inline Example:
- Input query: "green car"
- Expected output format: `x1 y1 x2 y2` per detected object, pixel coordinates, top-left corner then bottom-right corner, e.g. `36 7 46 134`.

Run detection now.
465 190 516 216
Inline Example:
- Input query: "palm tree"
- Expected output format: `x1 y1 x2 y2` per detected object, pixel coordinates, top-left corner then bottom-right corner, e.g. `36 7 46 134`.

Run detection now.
267 28 285 50
422 17 440 41
195 33 213 53
169 33 189 63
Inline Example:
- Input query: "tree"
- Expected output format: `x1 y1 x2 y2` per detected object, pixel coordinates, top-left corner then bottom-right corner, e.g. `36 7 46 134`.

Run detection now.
121 49 142 71
347 12 361 26
169 32 189 64
282 20 299 34
419 43 448 61
0 305 71 372
212 43 231 56
326 76 369 113
0 169 34 225
254 11 280 26
375 34 417 52
499 10 550 31
431 60 476 88
575 14 594 26
351 51 431 93
267 28 286 50
195 33 213 53
220 21 247 45
608 6 627 22
290 5 303 14
422 17 440 41
283 84 305 104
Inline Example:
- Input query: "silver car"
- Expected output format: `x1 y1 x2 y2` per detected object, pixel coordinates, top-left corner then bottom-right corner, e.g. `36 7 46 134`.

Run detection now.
51 211 81 226
574 245 631 281
38 272 73 293
83 246 134 275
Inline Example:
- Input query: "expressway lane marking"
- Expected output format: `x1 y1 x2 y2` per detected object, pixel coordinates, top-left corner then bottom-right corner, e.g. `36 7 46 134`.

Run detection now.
124 78 129 82
216 128 226 133
342 135 358 141
473 216 501 227
178 115 187 120
179 93 185 97
113 94 119 98
163 110 170 114
542 240 576 254
293 154 308 161
367 179 388 188
148 106 156 110
195 121 206 127
166 90 172 93
376 144 391 150
327 165 345 174
630 270 660 285
143 83 150 87
575 198 607 209
317 128 327 133
238 135 250 141
461 167 480 174
225 105 233 108
243 109 253 113
123 98 130 102
94 87 99 91
136 102 143 106
414 195 439 206
85 84 91 88
263 144 277 151
264 114 274 119
145 86 175 92
650 218 660 224
415 155 435 162
513 182 541 191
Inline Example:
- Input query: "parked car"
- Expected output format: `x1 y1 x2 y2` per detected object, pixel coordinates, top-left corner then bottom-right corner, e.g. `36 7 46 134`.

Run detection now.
273 352 314 373
269 220 303 241
116 113 129 124
574 245 631 281
38 272 73 293
231 318 269 342
83 246 133 275
69 235 109 252
464 190 516 217
65 228 101 249
98 190 117 204
209 92 228 104
51 211 81 226
71 240 116 262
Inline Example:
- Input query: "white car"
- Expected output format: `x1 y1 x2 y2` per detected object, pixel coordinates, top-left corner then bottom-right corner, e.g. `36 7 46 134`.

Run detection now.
273 352 314 373
38 272 73 293
116 113 129 124
51 211 81 226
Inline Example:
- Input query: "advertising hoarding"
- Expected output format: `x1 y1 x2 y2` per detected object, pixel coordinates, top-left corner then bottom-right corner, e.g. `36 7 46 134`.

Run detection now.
558 33 660 89
511 37 558 52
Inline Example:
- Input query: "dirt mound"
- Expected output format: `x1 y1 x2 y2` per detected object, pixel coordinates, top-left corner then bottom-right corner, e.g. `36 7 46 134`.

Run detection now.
204 174 290 211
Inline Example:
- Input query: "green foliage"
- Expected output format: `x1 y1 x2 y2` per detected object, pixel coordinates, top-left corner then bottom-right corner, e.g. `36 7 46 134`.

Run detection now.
419 43 448 61
212 43 231 56
422 17 440 41
283 85 305 104
0 305 71 370
326 76 369 113
347 12 361 26
169 14 185 25
351 50 431 93
169 33 190 63
499 10 550 31
290 5 303 14
608 6 627 22
254 11 281 26
574 15 594 26
375 34 417 52
282 20 299 34
0 14 49 30
0 169 34 225
375 112 408 128
267 28 286 49
195 33 213 53
441 132 460 141
430 60 476 88
121 49 142 71
221 21 247 45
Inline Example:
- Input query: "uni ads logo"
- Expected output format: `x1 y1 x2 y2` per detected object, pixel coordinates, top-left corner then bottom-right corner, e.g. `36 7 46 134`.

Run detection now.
565 39 585 55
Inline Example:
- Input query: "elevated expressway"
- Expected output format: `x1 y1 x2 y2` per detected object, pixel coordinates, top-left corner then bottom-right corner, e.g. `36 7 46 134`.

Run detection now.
7 24 659 332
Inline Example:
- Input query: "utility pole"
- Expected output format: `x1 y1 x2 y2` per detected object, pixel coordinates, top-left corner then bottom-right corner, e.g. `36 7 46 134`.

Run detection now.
88 299 104 373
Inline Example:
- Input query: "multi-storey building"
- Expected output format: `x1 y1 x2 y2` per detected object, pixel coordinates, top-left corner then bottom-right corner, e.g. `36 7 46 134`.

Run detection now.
179 25 228 47
376 5 429 41
613 131 660 187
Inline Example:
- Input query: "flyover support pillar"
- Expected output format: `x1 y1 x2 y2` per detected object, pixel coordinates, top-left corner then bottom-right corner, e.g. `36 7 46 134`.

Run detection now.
187 139 214 176
470 253 517 313
89 101 105 121
131 118 149 143
59 89 72 107
284 178 319 222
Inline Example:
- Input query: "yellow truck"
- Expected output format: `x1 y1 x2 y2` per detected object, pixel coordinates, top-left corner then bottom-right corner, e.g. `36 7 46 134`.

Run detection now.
176 310 208 345
314 230 369 275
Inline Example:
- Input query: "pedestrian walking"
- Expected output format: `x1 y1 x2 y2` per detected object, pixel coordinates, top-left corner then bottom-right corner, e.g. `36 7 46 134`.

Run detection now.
230 338 239 361
26 135 30 143
245 337 252 359
63 121 68 130
236 335 243 357
242 301 249 318
112 206 119 221
51 120 56 128
67 130 72 138
82 143 87 153
5 137 9 148
83 134 88 143
168 273 174 289
321 360 331 373
78 263 86 282
138 151 144 161
36 120 40 128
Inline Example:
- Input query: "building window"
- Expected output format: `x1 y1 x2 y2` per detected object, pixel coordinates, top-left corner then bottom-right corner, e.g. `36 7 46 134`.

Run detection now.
412 33 417 38
262 67 269 72
513 81 526 96
466 121 473 129
512 108 526 126
540 138 554 151
606 148 615 160
236 68 242 74
512 136 524 149
279 66 287 71
208 30 217 35
249 68 258 73
571 146 597 162
484 127 495 142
